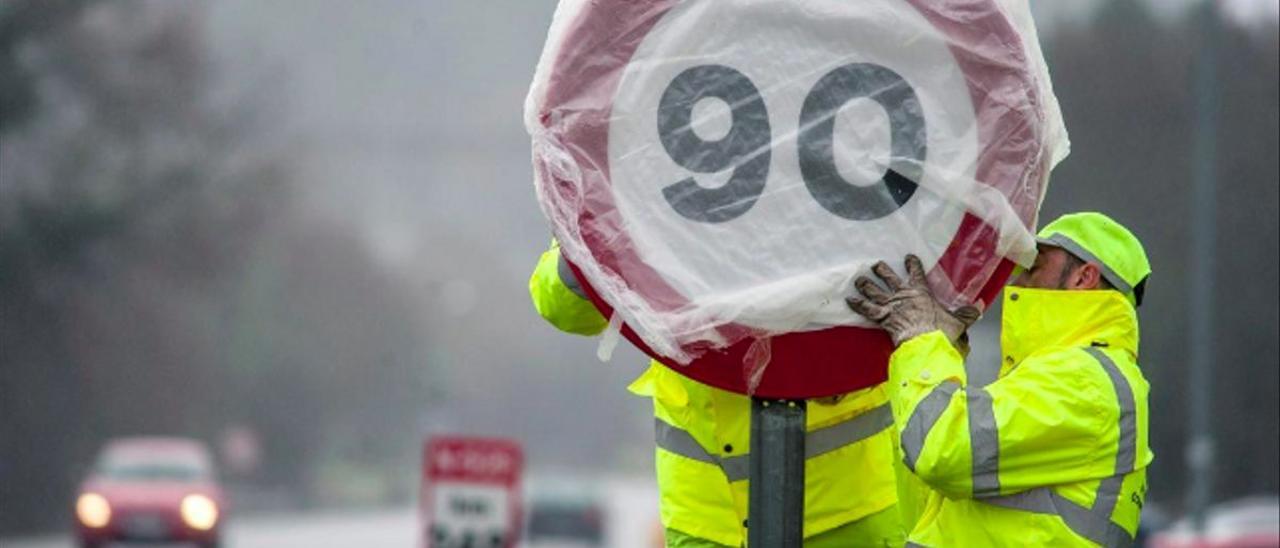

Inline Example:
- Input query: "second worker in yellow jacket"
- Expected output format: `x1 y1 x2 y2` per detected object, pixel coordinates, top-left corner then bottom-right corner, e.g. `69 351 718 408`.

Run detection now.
848 212 1153 547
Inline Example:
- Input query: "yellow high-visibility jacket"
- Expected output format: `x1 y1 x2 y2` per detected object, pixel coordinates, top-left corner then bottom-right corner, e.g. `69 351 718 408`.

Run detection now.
888 287 1151 547
530 242 904 546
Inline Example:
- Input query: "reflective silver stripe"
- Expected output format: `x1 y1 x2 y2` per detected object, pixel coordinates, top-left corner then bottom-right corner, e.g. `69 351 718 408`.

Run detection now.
1086 347 1138 532
982 348 1139 547
721 455 749 483
968 388 1001 498
1089 476 1136 548
984 485 1059 514
806 403 894 459
901 381 961 472
1038 234 1133 293
655 403 894 484
986 481 1133 547
556 252 588 299
1101 515 1138 548
1087 348 1138 475
654 419 717 464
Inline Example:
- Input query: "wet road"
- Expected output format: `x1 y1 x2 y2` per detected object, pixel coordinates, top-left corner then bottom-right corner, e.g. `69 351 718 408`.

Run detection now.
3 478 660 548
2 508 415 548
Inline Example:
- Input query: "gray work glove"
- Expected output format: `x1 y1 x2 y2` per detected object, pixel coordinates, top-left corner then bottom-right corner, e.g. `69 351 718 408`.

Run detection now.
845 254 982 350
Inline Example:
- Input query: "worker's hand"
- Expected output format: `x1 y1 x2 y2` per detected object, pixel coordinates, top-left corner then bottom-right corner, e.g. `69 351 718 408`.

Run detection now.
846 255 982 349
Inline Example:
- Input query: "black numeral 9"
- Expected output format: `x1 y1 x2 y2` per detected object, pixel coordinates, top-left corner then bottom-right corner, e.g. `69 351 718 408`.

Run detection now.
657 64 772 223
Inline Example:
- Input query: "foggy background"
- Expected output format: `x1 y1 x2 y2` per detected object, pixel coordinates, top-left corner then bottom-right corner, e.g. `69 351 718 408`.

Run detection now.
1 0 1277 541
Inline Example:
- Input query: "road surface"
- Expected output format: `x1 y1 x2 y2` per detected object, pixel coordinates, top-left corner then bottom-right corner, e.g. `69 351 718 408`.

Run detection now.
2 478 660 548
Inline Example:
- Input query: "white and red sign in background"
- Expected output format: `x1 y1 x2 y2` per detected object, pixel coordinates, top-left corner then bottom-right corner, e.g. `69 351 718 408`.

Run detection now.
526 0 1068 398
421 437 523 548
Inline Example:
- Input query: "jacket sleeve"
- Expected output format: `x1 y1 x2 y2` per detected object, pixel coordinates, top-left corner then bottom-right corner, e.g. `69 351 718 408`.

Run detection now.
528 240 609 336
886 331 1118 499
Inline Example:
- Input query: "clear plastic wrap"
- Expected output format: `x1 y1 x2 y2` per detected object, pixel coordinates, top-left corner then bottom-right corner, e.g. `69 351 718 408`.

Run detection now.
526 0 1068 365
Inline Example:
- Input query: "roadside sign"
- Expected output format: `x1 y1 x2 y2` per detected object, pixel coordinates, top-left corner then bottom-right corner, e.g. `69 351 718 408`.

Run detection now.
421 437 523 548
529 0 1063 398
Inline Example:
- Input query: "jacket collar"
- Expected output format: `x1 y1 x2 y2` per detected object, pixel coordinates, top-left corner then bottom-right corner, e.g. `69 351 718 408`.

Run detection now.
999 287 1139 376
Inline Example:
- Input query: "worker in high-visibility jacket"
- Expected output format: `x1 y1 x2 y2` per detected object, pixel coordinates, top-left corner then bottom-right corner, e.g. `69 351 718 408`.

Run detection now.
847 212 1152 547
531 241 906 547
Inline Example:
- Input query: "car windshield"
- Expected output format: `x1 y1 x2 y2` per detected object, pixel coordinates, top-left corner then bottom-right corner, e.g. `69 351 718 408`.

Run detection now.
527 505 603 542
96 456 209 482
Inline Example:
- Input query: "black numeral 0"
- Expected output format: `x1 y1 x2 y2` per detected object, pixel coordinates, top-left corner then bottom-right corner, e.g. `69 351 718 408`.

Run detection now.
655 63 926 223
658 64 772 223
799 63 925 221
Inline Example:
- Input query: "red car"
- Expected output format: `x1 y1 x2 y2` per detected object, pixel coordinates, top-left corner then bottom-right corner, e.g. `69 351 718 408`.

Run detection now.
1151 497 1280 548
74 437 226 548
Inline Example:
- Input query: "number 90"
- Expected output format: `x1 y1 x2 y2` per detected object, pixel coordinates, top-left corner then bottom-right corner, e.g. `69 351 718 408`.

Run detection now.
657 62 926 223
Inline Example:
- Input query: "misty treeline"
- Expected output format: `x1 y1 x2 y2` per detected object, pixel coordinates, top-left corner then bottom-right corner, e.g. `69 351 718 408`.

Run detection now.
0 0 1276 537
1 2 432 533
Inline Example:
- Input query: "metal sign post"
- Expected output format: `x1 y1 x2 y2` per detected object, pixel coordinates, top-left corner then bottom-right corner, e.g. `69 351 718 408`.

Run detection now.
749 398 806 546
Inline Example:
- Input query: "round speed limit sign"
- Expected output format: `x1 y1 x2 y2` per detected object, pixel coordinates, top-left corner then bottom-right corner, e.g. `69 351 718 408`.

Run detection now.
528 0 1064 398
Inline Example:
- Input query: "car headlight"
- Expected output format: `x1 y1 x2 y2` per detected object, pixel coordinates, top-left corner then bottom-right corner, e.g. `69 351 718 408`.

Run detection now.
76 493 112 528
180 494 219 530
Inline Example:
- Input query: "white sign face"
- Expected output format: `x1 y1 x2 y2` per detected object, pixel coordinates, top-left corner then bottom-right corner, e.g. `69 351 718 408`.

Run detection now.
428 483 511 546
608 0 977 329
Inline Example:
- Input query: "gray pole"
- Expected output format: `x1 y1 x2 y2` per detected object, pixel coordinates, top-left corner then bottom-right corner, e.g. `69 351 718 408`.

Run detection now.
749 398 806 546
1187 0 1220 534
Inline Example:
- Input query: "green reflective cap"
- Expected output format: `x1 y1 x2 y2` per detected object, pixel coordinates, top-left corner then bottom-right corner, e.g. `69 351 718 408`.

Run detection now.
1036 212 1152 306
